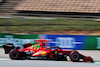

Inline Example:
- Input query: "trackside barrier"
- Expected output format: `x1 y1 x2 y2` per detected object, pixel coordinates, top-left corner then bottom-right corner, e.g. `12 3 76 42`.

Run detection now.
45 35 100 50
0 33 100 50
0 33 38 47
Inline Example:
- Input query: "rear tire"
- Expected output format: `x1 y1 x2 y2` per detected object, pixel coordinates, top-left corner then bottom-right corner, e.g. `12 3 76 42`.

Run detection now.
9 50 26 60
9 50 20 60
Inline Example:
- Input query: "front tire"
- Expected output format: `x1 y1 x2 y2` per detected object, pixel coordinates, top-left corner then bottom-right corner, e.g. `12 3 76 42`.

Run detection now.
70 51 80 62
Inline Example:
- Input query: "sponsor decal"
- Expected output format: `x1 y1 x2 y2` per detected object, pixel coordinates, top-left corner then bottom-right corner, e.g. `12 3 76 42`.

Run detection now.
41 51 47 56
25 50 35 55
56 37 82 48
46 35 86 49
0 35 34 47
55 51 58 54
35 52 40 55
59 53 62 55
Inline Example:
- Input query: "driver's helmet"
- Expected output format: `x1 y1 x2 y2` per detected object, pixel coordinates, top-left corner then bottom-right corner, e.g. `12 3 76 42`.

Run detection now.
42 42 45 46
43 42 45 44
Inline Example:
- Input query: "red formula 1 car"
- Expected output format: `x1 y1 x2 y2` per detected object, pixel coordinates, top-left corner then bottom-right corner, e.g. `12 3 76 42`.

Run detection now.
3 42 94 62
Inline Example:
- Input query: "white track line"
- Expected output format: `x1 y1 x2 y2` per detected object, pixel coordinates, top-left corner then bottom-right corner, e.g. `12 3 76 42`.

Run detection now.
0 58 10 60
0 58 100 65
95 62 100 65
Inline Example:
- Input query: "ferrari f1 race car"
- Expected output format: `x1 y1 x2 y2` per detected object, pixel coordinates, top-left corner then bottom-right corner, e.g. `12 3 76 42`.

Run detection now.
3 42 94 62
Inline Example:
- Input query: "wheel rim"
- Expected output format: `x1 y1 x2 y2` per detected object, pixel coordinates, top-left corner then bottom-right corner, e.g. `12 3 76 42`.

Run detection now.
10 50 19 59
11 51 18 58
71 53 79 60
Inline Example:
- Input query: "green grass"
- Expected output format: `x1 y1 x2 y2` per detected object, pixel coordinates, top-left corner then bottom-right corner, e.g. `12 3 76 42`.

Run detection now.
0 18 100 33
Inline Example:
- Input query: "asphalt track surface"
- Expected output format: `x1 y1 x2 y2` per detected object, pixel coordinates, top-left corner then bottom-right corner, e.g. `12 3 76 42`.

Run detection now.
0 48 100 67
0 60 100 67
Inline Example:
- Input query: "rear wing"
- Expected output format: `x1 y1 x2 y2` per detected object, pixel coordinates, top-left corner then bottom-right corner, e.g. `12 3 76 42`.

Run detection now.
3 43 33 54
3 43 14 54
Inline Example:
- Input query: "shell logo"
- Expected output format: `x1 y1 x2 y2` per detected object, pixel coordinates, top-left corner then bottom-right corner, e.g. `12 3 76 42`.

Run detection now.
41 51 47 56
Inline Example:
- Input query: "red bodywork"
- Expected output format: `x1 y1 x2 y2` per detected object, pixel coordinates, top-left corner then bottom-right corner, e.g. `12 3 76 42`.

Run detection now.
4 42 94 62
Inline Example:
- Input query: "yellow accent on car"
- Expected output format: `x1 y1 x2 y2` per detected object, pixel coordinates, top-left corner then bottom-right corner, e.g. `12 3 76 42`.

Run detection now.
55 51 57 54
41 51 47 56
